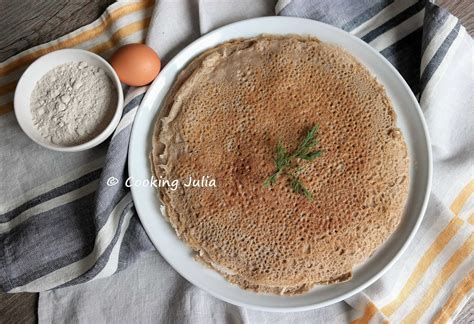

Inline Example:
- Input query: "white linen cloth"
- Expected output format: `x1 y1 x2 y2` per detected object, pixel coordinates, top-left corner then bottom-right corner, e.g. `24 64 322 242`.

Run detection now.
39 251 350 323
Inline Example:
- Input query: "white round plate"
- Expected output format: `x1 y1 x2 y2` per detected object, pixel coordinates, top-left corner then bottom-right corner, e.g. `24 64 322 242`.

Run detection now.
129 17 432 312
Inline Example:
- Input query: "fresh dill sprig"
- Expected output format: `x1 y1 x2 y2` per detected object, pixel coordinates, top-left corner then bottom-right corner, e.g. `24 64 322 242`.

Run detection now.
291 125 322 161
263 141 290 187
289 172 313 201
263 125 323 200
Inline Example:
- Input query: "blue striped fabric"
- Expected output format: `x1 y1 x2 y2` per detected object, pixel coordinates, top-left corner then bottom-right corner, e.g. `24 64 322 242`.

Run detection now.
1 88 154 292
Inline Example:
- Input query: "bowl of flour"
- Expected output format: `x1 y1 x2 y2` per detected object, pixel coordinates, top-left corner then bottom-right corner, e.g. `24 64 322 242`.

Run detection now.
14 49 123 152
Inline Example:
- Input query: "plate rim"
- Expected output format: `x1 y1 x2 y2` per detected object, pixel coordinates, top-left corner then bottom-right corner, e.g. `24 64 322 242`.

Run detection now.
128 16 432 312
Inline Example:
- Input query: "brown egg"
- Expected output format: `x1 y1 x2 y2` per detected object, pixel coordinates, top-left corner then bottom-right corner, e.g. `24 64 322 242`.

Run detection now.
109 44 161 86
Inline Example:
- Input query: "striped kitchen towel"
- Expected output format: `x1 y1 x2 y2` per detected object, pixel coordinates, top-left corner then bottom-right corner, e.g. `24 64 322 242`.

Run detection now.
0 0 155 292
2 0 473 323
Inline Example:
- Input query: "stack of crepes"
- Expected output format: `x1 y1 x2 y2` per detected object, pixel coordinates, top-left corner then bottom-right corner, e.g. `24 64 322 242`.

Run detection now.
151 35 409 295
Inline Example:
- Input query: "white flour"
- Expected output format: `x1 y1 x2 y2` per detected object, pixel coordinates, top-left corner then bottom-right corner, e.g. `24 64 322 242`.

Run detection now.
31 61 117 146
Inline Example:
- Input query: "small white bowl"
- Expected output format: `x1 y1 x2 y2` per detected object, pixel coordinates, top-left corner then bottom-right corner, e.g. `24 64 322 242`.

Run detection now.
14 49 123 152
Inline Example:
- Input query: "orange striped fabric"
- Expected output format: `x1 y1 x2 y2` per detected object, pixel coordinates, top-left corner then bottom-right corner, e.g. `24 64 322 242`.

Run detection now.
450 180 474 217
351 301 380 324
401 234 473 323
381 217 464 316
352 180 473 323
432 270 474 323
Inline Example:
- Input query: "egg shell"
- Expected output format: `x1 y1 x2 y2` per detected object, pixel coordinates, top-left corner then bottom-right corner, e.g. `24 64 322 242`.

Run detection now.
109 44 161 86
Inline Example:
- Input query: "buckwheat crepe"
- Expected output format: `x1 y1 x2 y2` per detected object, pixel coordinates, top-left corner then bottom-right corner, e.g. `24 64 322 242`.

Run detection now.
151 36 409 295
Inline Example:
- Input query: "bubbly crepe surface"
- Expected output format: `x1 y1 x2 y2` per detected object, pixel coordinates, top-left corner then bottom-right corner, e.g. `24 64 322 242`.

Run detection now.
151 36 409 295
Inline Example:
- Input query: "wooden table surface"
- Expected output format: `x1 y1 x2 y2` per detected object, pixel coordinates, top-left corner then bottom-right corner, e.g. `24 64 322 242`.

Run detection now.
0 1 472 323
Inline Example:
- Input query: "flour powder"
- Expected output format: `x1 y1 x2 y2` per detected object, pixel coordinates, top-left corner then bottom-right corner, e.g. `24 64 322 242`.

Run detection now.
30 61 117 146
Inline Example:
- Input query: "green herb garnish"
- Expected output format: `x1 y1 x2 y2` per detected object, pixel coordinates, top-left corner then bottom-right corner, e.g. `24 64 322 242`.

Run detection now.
264 125 323 200
290 172 313 201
